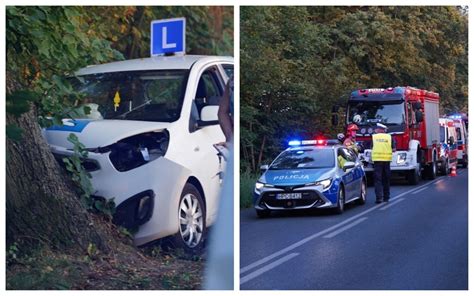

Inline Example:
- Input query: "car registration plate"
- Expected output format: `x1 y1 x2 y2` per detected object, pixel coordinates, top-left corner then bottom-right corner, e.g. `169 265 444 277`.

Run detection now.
276 193 302 200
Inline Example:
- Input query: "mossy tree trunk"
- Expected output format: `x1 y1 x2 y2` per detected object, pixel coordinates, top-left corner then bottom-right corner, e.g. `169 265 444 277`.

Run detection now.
6 106 108 253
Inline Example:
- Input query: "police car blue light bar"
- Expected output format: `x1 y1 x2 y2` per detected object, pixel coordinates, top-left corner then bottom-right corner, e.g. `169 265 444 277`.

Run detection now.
288 140 301 146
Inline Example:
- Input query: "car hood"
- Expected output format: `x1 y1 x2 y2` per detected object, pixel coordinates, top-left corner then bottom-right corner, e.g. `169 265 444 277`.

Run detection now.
261 168 335 186
43 119 170 149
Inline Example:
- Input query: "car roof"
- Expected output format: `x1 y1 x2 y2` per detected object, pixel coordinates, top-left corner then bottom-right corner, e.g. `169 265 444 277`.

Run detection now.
75 55 234 76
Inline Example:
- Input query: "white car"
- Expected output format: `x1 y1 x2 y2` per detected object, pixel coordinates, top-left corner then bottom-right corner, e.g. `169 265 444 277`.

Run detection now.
43 55 233 253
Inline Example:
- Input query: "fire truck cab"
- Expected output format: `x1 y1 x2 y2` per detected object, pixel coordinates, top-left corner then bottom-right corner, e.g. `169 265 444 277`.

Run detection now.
344 87 440 185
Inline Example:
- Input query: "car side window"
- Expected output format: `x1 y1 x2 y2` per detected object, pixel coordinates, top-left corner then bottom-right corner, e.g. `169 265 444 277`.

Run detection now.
189 67 224 132
222 64 234 79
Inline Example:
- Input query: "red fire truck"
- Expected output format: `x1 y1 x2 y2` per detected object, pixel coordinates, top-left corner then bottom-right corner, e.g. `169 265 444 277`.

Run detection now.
336 87 441 185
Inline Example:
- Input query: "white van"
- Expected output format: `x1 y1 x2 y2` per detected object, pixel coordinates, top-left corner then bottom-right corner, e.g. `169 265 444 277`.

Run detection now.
43 55 233 253
451 118 468 167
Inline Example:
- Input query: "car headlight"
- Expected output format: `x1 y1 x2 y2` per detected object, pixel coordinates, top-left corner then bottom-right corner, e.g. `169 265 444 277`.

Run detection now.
255 182 264 191
255 182 273 193
314 178 332 190
396 153 407 164
106 131 169 172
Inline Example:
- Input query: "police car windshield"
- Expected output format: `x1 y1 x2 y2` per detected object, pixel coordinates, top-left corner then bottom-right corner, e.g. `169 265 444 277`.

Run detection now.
270 148 335 170
347 100 405 126
70 70 189 122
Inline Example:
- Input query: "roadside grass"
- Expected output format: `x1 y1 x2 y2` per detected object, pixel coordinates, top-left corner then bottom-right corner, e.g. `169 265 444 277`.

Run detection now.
240 172 259 208
7 241 204 290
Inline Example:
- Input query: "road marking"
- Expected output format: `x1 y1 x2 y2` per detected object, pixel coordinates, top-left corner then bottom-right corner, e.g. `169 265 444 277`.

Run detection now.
411 186 428 194
240 177 441 276
379 198 405 210
240 253 299 285
434 179 444 184
323 217 368 238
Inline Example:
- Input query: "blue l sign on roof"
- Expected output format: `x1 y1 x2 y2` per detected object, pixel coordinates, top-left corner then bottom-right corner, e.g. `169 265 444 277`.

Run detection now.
150 18 186 56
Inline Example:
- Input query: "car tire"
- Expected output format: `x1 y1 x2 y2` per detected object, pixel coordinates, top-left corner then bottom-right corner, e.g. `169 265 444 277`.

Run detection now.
424 154 437 180
462 155 468 168
334 186 345 214
170 183 206 255
256 209 271 218
439 157 449 176
356 180 366 205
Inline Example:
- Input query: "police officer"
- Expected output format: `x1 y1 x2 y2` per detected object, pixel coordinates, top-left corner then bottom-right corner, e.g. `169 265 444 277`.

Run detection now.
344 123 360 154
371 123 396 203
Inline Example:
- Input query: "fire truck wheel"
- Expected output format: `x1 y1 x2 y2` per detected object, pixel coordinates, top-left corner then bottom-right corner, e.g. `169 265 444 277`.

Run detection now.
408 168 420 185
425 158 437 180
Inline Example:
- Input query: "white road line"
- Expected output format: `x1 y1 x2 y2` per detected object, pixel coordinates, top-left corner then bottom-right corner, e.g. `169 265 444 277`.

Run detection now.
434 179 444 184
411 186 428 194
379 198 405 210
240 177 441 276
240 253 300 285
323 217 368 238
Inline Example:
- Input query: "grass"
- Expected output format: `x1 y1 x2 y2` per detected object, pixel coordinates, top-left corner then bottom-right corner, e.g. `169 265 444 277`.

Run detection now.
240 171 259 208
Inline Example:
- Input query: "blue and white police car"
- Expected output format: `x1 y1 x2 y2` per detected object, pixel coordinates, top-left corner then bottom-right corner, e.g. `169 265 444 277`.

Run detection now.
254 139 367 218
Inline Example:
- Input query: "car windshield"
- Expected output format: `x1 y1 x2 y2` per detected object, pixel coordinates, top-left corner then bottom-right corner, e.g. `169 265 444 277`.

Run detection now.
347 100 405 126
70 70 189 122
270 148 335 170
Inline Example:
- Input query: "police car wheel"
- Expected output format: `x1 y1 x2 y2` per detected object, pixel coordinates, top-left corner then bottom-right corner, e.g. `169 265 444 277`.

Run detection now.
172 183 206 254
357 180 366 205
256 209 271 218
334 187 345 214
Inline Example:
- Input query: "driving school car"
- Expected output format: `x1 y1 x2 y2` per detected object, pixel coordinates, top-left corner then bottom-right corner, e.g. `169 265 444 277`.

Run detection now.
254 139 367 217
43 55 233 253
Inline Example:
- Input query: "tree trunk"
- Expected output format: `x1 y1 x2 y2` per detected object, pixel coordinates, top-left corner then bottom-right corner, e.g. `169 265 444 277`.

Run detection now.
6 106 108 253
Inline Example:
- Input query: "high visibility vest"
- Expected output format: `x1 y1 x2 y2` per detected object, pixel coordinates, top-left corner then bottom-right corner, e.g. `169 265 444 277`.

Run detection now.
372 133 392 161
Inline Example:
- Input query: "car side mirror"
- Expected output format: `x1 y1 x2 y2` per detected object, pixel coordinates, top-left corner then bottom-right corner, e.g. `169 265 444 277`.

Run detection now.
197 105 219 127
260 164 269 172
343 161 355 172
415 110 424 123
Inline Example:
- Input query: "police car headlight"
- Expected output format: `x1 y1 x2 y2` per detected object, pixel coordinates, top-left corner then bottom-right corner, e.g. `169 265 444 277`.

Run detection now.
314 178 332 189
255 182 264 191
396 153 407 164
255 182 273 193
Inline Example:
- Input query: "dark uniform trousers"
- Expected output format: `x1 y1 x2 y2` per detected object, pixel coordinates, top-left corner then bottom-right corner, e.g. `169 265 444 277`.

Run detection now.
374 161 391 201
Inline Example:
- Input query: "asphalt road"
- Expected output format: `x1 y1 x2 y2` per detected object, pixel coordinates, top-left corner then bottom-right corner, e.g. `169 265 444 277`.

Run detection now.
240 168 468 290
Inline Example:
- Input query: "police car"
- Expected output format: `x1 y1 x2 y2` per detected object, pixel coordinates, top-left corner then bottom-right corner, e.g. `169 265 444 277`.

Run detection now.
43 54 233 253
254 139 367 217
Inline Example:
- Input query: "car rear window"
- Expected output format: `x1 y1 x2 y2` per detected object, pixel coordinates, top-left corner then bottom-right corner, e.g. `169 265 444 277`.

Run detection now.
270 148 335 170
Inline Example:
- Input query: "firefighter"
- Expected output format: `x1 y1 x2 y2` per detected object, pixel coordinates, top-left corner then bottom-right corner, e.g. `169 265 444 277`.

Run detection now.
371 123 396 203
344 123 360 154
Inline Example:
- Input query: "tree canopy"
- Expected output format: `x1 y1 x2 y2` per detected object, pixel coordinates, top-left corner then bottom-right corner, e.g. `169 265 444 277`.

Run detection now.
240 6 468 172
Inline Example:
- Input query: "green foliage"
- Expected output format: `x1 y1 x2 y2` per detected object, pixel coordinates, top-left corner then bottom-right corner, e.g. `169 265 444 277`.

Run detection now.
240 6 468 173
240 172 259 208
62 133 116 217
7 242 20 265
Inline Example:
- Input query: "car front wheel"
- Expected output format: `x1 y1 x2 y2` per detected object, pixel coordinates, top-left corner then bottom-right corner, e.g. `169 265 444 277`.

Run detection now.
334 186 345 214
357 180 366 205
171 183 206 254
